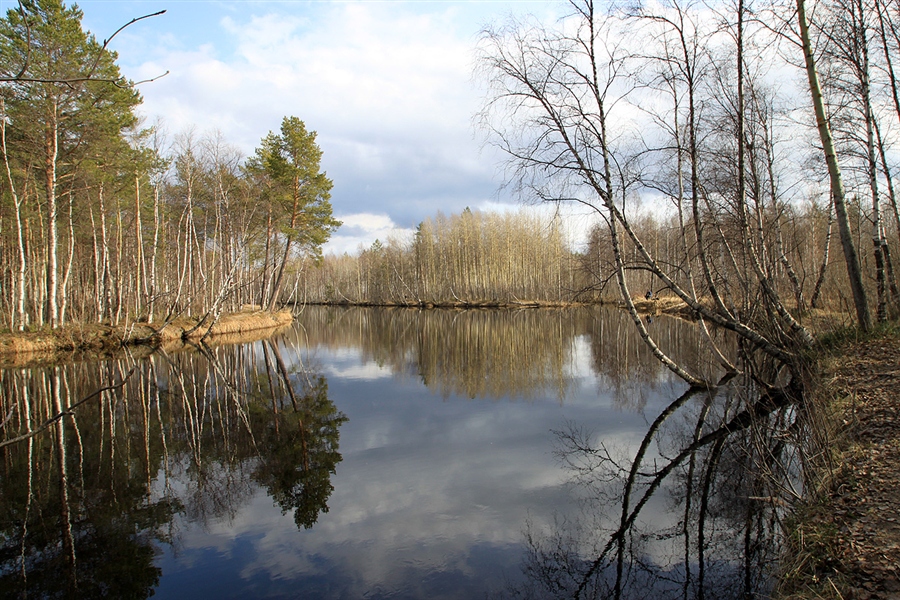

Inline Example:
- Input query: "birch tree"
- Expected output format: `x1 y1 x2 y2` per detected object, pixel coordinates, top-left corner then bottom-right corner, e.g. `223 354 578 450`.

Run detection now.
478 0 821 386
0 0 140 327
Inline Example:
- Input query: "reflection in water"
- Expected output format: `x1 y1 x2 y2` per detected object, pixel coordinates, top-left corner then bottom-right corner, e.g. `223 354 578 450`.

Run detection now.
294 306 731 404
0 307 797 598
0 340 345 597
513 373 804 599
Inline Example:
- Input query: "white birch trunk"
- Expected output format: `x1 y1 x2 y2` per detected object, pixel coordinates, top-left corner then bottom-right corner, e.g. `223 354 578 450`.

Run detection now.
45 103 60 328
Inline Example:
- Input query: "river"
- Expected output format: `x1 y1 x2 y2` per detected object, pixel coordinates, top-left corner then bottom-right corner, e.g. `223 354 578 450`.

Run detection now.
0 306 799 599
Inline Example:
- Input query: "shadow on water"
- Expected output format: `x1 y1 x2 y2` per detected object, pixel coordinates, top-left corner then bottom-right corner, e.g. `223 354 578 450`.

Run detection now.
0 338 345 598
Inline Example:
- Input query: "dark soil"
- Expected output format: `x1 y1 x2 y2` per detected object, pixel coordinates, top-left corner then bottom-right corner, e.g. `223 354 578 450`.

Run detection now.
780 335 900 599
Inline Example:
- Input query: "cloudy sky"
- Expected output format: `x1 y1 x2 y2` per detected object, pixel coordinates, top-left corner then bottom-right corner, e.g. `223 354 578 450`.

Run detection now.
68 0 587 254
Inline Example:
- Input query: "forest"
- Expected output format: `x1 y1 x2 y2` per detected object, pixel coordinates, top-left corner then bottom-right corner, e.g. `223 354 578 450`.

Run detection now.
3 0 900 594
469 0 900 387
0 0 339 332
301 0 900 391
1 0 899 382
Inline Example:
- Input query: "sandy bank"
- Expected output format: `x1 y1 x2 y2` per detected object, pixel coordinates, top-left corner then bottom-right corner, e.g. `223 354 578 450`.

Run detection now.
0 309 294 367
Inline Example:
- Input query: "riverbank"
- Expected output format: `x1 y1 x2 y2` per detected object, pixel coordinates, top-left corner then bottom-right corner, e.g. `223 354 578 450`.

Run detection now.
778 326 900 599
0 309 294 367
308 298 592 309
309 295 698 316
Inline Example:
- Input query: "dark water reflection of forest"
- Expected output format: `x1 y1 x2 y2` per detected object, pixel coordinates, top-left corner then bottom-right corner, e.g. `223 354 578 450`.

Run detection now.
0 306 802 599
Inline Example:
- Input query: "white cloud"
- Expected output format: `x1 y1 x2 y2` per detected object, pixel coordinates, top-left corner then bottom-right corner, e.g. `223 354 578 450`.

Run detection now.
128 4 479 149
86 1 593 255
326 212 415 255
102 1 514 253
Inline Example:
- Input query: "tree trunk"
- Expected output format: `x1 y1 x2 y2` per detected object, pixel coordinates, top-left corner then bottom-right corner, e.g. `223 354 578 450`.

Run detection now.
90 208 102 321
58 193 75 325
147 186 160 323
857 0 887 322
45 104 60 328
873 117 900 300
260 210 272 307
134 174 144 316
99 185 112 322
268 239 291 311
797 0 871 331
1 99 27 331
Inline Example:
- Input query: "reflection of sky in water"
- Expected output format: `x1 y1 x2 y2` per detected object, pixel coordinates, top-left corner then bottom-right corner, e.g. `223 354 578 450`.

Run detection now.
151 335 689 599
321 349 394 381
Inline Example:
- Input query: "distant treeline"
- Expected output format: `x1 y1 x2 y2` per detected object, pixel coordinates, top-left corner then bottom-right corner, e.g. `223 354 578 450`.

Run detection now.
296 202 869 311
303 209 574 305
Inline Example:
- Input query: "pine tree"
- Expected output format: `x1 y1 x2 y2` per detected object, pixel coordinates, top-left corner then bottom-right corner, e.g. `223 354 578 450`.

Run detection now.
0 0 141 327
247 117 340 309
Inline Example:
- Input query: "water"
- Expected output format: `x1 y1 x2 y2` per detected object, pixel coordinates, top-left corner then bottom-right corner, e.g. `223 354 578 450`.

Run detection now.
0 306 798 599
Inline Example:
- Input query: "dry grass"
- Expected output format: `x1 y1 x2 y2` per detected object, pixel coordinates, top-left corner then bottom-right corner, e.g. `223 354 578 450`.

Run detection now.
154 309 293 342
0 309 293 366
157 310 294 352
776 328 900 600
630 294 696 318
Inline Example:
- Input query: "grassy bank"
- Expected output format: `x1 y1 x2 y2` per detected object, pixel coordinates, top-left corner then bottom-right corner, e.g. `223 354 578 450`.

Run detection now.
0 309 294 367
776 323 900 599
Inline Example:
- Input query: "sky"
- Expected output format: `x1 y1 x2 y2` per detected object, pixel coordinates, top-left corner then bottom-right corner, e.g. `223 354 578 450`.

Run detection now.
53 0 592 255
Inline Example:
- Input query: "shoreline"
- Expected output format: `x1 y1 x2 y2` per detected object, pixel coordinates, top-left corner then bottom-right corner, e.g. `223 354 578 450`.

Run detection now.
304 295 697 314
304 298 597 309
0 298 705 366
0 309 294 367
776 326 900 599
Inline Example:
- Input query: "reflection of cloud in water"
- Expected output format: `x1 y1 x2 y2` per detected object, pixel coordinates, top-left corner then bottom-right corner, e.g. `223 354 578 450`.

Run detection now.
161 482 532 596
0 306 767 600
139 307 739 598
311 346 394 381
324 360 393 381
153 340 684 599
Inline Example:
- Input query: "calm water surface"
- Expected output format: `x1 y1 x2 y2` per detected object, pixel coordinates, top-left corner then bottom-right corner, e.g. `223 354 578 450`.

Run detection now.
0 306 797 598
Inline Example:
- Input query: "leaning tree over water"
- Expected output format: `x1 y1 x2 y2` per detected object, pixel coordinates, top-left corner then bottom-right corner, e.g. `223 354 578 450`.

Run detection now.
477 0 900 386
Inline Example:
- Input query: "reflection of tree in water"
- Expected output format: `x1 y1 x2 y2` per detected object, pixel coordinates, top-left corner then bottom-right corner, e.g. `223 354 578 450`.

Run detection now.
0 338 345 597
294 305 727 403
584 309 735 411
252 341 347 529
295 305 575 400
0 365 177 599
510 370 807 599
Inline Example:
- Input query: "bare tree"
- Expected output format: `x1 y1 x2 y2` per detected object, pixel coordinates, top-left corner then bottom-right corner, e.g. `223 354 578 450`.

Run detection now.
478 0 814 387
796 0 872 330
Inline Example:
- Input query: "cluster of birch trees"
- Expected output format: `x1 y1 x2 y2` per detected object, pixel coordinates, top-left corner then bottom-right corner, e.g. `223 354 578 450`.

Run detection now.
296 198 848 311
0 0 338 332
478 0 900 385
301 209 575 304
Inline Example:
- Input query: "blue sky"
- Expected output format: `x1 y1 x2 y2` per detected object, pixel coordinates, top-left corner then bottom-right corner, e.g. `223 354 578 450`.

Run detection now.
59 0 581 254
